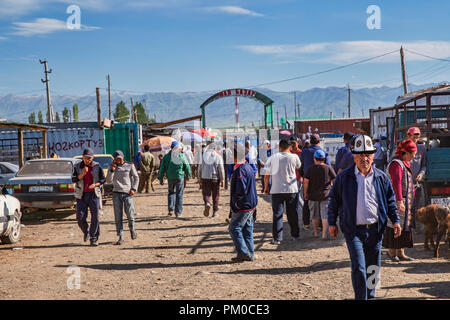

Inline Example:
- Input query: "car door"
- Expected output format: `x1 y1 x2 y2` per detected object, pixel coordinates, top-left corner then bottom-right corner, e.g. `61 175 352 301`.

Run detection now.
0 164 14 186
0 194 6 235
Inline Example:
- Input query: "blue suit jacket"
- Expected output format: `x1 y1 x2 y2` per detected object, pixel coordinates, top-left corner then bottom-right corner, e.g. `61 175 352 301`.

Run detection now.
327 164 400 240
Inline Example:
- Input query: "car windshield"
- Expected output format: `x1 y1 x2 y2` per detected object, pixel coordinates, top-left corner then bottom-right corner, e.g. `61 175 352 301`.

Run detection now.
94 157 113 169
17 161 73 176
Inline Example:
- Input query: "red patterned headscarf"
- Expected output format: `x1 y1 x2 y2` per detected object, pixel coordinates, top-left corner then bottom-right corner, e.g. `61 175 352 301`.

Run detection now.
394 139 417 158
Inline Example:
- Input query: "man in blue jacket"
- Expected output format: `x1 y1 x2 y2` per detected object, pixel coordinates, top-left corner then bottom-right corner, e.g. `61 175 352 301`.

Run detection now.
328 135 401 300
229 143 258 262
334 132 354 173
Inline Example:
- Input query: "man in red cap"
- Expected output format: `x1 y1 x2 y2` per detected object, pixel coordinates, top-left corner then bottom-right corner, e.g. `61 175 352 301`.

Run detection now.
406 127 427 215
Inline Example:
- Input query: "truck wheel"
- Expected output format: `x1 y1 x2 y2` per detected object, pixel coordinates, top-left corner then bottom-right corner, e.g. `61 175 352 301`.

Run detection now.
1 211 21 244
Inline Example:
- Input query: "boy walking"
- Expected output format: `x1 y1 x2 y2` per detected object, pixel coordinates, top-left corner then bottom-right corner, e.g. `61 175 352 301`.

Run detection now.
229 143 258 262
106 150 139 245
304 150 336 239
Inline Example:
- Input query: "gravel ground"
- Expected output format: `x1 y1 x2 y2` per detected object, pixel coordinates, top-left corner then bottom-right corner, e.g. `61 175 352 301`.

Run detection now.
0 180 449 300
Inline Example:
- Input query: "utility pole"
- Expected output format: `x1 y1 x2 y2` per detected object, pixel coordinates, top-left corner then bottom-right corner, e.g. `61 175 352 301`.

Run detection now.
277 111 280 129
107 74 111 119
400 46 408 94
96 88 101 127
284 104 288 129
130 97 134 122
347 83 351 118
297 103 301 120
294 91 297 120
40 59 54 123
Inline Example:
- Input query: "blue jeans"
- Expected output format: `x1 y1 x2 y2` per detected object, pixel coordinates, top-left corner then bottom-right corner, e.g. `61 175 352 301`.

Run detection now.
229 210 254 259
344 226 382 300
112 192 135 236
168 178 184 216
76 192 100 242
271 193 300 241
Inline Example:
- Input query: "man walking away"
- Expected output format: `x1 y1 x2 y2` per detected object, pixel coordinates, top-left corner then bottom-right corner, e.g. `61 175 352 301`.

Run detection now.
304 150 336 239
138 145 155 193
300 133 330 230
335 132 355 173
264 139 302 244
229 143 258 262
72 148 105 246
107 150 139 245
199 143 225 218
328 135 401 300
158 141 192 217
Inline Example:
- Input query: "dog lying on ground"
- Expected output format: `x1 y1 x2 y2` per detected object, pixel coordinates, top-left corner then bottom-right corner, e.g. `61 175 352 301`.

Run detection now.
416 204 450 258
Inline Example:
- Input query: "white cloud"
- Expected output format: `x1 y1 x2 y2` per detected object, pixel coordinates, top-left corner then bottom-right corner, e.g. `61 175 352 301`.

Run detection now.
11 17 100 36
204 6 263 17
0 0 42 18
237 41 450 64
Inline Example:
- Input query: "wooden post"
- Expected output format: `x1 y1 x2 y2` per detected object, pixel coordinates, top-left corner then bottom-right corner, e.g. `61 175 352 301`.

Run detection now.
400 47 408 94
18 129 24 168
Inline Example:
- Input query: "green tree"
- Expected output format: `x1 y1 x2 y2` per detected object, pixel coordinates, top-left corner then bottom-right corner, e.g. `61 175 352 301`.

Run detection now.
55 112 61 123
114 101 130 123
28 112 36 124
38 111 43 124
62 107 70 123
72 104 79 122
134 102 148 124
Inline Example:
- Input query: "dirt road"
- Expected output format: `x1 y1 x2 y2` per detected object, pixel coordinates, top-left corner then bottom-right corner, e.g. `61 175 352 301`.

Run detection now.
0 180 448 300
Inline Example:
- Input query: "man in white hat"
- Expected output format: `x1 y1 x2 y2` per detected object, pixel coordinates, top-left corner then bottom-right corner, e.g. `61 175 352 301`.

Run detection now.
327 134 401 300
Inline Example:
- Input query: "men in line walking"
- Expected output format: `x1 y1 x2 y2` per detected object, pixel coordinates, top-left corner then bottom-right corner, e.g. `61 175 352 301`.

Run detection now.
72 148 105 246
107 150 139 245
199 143 225 218
138 145 155 193
328 135 401 300
300 134 330 230
229 143 258 262
264 139 302 244
158 141 191 218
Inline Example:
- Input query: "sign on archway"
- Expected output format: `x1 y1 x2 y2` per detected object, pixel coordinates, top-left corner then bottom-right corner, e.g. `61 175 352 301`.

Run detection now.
200 88 274 129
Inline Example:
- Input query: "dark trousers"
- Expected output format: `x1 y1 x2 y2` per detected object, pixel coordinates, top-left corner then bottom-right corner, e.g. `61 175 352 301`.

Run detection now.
138 171 151 193
344 226 382 300
202 179 220 211
271 193 300 241
303 199 311 226
76 191 100 242
223 164 229 189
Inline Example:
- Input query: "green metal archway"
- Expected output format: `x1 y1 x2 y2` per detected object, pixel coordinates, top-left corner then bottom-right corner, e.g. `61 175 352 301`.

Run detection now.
200 88 274 129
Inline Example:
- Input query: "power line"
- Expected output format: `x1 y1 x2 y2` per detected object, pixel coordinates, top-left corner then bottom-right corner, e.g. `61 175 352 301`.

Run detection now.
404 49 450 63
244 50 399 88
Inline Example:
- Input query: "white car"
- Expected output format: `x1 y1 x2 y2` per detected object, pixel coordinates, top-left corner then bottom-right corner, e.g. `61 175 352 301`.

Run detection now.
0 187 22 244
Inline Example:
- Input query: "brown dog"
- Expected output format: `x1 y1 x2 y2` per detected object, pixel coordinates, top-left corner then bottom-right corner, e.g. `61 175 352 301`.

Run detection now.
416 204 439 250
417 204 450 258
434 205 450 258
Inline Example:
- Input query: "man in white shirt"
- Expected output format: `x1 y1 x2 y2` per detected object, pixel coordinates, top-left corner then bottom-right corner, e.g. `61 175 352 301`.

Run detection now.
264 139 302 244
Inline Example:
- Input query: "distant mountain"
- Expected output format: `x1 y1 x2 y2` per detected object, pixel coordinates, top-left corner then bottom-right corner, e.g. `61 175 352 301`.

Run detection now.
0 83 445 128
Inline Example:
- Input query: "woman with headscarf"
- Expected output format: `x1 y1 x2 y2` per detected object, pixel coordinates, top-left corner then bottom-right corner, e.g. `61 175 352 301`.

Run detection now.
383 139 417 261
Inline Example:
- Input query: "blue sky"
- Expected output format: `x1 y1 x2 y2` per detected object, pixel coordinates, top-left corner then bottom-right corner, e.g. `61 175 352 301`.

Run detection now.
1 0 450 96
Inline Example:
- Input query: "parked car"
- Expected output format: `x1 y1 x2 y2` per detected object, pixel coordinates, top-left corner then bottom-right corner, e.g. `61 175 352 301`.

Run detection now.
0 186 22 244
73 154 114 204
0 162 19 186
5 158 77 212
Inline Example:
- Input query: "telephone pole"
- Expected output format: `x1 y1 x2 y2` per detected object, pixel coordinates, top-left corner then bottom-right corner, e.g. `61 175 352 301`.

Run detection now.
40 59 54 123
297 103 301 119
277 111 280 129
294 91 297 120
347 84 351 118
400 46 408 94
130 97 134 122
107 74 111 119
96 87 101 127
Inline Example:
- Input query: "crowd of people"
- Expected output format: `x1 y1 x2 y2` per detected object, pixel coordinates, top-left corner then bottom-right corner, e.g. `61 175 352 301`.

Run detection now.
71 126 431 300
